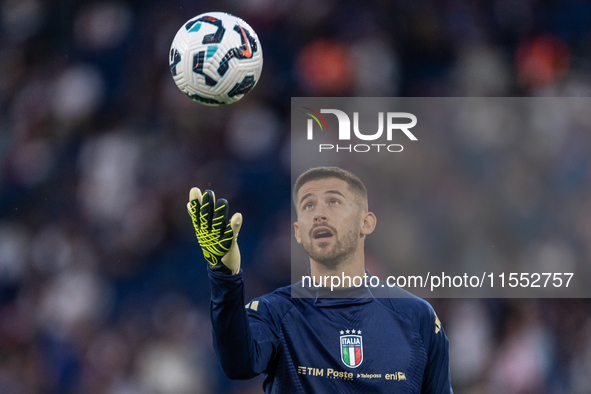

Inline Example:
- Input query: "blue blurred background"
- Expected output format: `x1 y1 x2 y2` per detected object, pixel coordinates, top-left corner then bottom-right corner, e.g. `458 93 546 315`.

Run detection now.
1 0 591 393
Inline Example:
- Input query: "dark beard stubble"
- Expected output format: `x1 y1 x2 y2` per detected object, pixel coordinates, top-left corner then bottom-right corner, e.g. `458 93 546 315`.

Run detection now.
302 221 360 269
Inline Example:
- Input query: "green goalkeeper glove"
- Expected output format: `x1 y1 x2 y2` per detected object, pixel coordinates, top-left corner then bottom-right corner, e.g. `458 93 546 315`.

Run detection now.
187 187 242 275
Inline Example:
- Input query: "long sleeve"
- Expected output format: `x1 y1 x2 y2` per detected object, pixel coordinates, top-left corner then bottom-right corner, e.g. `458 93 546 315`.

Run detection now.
420 305 453 393
208 267 281 380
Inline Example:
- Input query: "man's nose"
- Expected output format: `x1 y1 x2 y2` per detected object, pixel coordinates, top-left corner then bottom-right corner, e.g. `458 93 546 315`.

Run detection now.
314 212 327 222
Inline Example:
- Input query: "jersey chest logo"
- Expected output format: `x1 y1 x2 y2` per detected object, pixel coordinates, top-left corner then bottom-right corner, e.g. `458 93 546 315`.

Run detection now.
339 329 363 368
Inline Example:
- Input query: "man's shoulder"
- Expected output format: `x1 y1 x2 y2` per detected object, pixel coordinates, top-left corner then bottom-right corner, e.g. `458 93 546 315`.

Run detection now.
259 284 294 303
246 284 310 317
377 284 436 324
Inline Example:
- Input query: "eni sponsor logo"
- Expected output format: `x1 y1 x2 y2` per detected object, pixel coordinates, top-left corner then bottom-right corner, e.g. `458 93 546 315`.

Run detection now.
385 372 407 381
302 107 417 153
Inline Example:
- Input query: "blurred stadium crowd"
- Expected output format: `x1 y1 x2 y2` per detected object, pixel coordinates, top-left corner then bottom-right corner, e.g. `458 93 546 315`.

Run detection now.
1 0 591 393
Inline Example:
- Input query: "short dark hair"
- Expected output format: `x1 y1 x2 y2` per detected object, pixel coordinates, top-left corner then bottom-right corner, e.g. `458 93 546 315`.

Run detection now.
293 166 368 210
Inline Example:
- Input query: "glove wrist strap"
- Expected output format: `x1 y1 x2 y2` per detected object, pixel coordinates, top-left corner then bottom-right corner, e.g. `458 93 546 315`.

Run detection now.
209 262 233 275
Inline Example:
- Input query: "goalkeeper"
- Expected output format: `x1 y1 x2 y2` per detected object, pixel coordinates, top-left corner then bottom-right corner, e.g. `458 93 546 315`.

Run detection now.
188 166 452 393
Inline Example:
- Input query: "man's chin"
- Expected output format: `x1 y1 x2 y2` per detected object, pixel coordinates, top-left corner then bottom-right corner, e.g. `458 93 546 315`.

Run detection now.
313 258 341 270
312 250 348 269
312 243 338 258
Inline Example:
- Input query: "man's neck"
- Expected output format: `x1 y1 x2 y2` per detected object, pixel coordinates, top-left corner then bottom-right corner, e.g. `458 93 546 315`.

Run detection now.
309 254 366 288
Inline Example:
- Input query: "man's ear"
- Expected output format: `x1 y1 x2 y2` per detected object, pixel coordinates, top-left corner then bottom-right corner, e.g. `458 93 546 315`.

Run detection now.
294 222 302 244
360 212 377 236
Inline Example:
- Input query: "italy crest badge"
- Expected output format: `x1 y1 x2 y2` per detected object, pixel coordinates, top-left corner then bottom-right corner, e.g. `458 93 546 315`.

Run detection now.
340 329 363 368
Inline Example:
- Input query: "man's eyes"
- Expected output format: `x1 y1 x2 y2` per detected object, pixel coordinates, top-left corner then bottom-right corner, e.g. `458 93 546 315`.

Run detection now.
302 199 341 210
304 200 339 208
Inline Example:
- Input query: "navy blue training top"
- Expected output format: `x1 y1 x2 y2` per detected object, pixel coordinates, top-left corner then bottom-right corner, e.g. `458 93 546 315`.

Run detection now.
209 267 453 393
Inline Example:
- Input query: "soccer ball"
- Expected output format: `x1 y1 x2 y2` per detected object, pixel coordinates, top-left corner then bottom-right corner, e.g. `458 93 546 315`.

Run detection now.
169 12 263 106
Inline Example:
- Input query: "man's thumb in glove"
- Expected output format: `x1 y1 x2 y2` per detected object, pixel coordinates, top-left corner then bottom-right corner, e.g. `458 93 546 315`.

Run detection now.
222 212 242 274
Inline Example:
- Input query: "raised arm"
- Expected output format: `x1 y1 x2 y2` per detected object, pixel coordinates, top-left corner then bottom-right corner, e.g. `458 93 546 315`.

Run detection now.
188 188 279 380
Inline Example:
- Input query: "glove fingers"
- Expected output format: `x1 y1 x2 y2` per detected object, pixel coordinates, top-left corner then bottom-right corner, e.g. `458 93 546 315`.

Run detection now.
215 198 233 251
188 187 242 274
188 187 203 226
212 198 230 232
213 198 230 247
189 187 203 205
202 189 217 232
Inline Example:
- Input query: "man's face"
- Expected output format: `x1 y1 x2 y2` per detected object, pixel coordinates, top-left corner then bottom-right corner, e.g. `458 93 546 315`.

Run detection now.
293 178 363 268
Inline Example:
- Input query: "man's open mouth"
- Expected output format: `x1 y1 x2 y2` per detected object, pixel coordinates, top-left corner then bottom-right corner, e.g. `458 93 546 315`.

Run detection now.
312 227 334 241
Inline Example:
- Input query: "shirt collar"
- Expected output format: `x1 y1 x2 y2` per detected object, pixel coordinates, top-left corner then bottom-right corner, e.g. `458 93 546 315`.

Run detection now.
291 268 379 307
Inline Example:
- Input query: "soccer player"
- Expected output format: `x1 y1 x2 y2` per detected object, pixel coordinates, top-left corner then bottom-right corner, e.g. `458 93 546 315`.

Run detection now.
188 166 452 393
